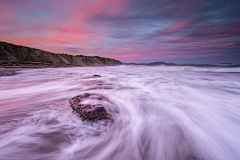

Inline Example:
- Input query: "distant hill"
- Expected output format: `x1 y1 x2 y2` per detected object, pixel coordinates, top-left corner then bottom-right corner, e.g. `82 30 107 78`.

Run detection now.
0 41 122 67
123 62 176 66
123 62 240 68
148 62 176 66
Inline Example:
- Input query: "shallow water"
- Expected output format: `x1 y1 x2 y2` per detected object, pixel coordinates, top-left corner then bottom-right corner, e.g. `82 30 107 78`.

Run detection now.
0 65 240 160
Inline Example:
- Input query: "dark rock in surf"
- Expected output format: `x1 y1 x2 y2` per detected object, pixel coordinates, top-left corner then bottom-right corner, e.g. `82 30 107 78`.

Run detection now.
69 93 112 122
94 75 101 77
73 104 110 121
0 70 18 76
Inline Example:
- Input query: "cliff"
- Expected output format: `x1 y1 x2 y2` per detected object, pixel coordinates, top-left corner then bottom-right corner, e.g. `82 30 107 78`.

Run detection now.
0 41 122 67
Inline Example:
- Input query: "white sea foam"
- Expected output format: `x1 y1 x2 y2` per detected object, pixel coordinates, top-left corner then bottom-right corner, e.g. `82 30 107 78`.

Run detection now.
0 66 240 160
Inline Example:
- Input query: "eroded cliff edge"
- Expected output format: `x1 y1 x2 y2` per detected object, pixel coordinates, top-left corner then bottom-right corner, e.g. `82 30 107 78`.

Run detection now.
0 41 122 67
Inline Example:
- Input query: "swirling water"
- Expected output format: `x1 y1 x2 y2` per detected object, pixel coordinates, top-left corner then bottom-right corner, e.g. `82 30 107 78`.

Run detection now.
0 65 240 160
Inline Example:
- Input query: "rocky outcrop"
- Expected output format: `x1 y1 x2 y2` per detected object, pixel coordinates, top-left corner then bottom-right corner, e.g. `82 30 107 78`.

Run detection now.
69 93 112 122
0 70 18 76
0 41 122 67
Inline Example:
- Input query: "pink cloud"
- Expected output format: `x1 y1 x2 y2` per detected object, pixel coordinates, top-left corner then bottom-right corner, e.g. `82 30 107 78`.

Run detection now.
69 0 125 20
165 21 191 33
172 1 204 17
170 39 201 44
198 53 224 58
121 48 135 51
119 54 142 58
184 47 198 49
202 43 237 48
127 40 138 43
112 54 143 60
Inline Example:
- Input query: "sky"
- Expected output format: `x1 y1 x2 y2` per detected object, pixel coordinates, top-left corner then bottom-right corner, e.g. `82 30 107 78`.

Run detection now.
0 0 240 64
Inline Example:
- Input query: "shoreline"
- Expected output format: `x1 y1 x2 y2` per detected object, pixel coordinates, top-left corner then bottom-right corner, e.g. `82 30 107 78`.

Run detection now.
0 67 30 76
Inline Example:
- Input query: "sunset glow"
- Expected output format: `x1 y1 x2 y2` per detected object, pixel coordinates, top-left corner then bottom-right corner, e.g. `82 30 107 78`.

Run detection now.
0 0 239 64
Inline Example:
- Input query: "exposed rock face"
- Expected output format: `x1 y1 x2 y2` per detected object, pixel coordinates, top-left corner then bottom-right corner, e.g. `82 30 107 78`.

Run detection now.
69 93 112 122
0 41 122 67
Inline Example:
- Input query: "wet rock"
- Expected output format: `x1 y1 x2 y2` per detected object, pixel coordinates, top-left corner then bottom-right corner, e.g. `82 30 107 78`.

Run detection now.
0 70 18 76
94 75 101 77
45 119 60 125
69 93 112 122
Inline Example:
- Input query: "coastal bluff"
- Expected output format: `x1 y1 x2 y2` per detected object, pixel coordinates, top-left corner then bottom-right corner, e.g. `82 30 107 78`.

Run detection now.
0 41 122 67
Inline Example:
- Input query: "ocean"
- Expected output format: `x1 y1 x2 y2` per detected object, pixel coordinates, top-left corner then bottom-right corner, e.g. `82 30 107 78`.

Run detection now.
0 65 240 160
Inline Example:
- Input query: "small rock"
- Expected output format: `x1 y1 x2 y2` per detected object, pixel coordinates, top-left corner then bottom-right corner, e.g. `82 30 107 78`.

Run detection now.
0 70 18 76
69 93 112 122
45 119 60 125
94 75 101 77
